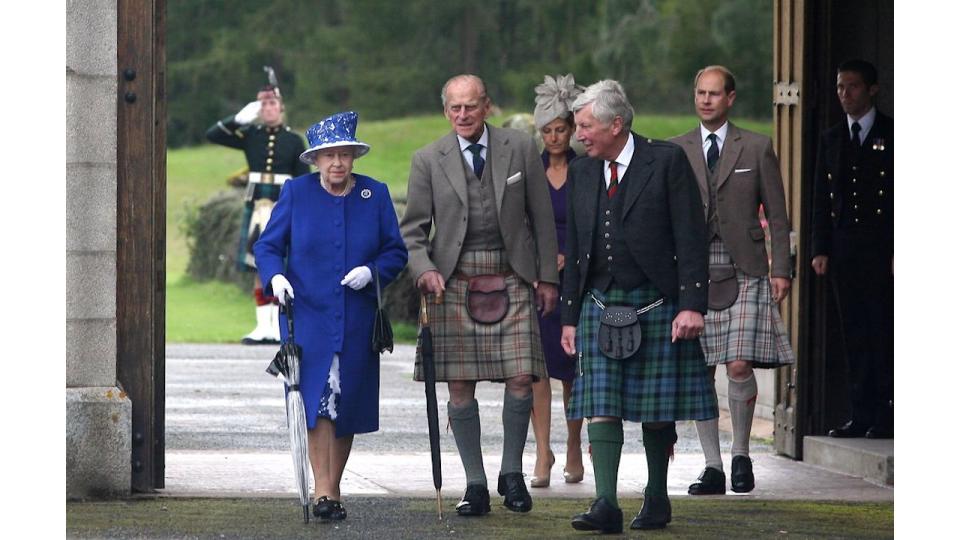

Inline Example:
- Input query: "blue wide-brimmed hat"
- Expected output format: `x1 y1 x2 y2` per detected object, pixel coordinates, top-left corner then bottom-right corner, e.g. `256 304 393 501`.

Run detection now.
299 111 371 164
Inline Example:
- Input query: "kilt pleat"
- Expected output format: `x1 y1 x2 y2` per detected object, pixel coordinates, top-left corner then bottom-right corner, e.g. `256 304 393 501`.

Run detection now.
567 284 718 423
700 239 796 368
413 250 546 382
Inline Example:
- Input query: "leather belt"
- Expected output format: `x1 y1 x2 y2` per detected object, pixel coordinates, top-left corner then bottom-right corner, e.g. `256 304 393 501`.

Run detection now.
248 172 292 185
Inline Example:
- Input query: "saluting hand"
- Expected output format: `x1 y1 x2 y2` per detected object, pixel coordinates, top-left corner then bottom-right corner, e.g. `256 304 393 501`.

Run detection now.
234 101 262 125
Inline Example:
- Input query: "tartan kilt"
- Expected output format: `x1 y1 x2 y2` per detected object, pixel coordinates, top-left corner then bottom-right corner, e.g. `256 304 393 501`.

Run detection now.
700 238 796 368
567 284 718 423
234 184 283 272
414 250 547 382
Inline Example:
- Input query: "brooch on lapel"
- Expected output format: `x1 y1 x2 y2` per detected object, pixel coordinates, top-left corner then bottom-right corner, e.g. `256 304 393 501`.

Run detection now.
360 188 372 199
871 138 886 151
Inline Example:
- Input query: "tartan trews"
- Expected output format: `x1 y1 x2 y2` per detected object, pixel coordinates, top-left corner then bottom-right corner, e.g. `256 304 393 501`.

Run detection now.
700 238 795 368
567 284 718 423
414 250 547 382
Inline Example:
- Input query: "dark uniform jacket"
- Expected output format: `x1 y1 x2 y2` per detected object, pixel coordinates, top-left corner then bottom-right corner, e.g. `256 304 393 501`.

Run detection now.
205 115 310 177
561 133 709 326
811 111 893 257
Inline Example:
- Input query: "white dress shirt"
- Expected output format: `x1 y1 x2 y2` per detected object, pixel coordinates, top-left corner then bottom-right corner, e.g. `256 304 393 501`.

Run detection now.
457 126 489 170
604 134 635 189
847 106 876 145
700 121 729 163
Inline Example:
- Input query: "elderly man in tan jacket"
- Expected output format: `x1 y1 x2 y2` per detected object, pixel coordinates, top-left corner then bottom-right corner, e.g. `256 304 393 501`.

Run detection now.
400 74 559 517
670 65 795 496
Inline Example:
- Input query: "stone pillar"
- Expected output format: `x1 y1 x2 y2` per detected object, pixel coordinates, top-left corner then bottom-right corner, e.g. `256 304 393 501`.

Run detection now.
66 0 131 499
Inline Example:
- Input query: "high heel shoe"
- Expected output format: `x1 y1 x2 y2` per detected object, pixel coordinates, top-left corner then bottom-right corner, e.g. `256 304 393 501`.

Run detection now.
530 451 555 488
563 464 585 484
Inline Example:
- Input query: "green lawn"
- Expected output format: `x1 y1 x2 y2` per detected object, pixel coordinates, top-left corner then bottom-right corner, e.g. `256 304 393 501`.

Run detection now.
166 113 771 343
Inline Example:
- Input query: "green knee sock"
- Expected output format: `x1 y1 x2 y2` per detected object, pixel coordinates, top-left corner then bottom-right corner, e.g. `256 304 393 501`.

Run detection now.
588 421 624 508
642 422 677 498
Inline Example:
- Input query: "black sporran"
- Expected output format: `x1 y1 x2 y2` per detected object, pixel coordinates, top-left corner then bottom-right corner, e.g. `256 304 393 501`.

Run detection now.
594 294 664 360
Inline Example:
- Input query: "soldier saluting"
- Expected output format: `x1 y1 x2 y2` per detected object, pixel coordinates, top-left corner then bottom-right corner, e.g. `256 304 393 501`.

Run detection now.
206 67 309 344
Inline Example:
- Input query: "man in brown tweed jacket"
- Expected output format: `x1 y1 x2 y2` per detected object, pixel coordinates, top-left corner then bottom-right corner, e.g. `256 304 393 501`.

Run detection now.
400 74 559 516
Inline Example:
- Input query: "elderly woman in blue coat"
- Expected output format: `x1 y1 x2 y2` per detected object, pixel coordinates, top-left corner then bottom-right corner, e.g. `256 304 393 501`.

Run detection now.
254 111 407 521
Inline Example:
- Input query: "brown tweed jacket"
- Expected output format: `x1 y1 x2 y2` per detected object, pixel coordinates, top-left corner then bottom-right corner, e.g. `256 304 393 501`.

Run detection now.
671 122 792 278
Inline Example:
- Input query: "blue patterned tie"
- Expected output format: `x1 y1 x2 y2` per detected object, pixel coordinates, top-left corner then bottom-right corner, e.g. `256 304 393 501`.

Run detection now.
467 143 485 179
707 133 719 172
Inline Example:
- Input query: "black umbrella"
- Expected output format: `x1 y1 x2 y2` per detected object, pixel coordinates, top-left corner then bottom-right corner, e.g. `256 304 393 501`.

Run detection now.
266 293 311 524
420 295 443 520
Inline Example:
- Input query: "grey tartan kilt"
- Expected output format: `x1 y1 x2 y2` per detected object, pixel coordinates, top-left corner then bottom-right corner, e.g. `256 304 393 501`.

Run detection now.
413 250 547 382
700 238 796 368
567 284 719 423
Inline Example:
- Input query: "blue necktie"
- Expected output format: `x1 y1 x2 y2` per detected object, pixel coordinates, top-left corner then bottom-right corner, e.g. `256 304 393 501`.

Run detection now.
706 133 719 172
467 143 485 179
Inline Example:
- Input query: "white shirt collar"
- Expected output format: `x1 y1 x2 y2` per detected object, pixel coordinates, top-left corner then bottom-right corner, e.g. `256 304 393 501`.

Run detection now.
457 124 489 156
604 133 635 187
700 121 729 148
847 106 876 144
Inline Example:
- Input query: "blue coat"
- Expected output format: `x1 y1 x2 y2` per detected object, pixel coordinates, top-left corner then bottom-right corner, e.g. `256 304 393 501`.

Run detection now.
254 173 408 436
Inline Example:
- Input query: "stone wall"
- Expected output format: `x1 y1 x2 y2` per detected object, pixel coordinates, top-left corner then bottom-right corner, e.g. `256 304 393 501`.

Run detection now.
66 0 131 499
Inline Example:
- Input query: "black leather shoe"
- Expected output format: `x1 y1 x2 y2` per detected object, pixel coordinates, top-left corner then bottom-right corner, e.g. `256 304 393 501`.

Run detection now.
327 500 346 521
455 484 491 516
497 472 533 513
571 497 623 534
865 425 893 439
730 455 755 493
688 466 726 495
828 420 868 438
630 493 671 530
313 496 332 519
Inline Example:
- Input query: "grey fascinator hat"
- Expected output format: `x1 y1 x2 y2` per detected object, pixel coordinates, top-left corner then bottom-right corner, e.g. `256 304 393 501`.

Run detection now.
533 74 584 130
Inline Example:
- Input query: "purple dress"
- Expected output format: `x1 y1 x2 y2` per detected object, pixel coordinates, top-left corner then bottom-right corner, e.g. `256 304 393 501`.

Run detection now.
538 149 577 381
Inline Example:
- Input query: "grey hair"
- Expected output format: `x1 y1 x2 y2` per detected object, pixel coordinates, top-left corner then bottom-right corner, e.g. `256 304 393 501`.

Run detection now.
441 74 488 108
571 79 634 129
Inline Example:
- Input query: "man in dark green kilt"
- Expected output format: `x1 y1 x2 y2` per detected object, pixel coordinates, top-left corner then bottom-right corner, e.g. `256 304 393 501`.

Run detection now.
560 80 718 534
206 78 309 344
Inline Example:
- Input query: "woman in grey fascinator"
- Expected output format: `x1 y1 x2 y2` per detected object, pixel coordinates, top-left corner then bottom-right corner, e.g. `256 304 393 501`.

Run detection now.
529 73 585 488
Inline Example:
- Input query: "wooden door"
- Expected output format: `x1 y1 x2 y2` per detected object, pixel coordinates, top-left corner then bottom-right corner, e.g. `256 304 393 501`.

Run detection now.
772 0 807 458
117 0 166 491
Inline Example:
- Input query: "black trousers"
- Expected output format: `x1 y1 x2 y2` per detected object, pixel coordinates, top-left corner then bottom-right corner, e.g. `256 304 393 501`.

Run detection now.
830 230 894 428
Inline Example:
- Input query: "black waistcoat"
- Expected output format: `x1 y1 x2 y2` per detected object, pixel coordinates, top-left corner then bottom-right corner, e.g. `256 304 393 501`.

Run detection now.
588 186 648 292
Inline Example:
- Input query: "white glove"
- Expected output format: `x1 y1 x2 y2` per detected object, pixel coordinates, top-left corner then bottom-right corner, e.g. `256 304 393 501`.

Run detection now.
340 266 373 290
271 274 294 304
234 101 262 124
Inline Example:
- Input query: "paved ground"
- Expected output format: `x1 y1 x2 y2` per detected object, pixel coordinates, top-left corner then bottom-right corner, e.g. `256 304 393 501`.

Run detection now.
164 343 893 502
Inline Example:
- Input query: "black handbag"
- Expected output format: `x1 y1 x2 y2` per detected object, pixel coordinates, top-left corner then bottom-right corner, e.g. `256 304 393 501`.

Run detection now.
593 293 664 360
371 267 394 354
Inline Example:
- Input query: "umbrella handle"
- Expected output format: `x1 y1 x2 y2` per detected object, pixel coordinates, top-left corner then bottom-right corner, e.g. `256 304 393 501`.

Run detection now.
282 292 295 339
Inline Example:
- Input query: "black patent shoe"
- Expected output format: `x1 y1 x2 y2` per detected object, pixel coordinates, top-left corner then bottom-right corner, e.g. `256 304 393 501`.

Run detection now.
630 493 671 530
688 466 726 495
456 484 491 516
730 455 755 493
828 420 868 438
327 500 346 521
497 472 533 512
571 497 623 534
313 496 332 519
